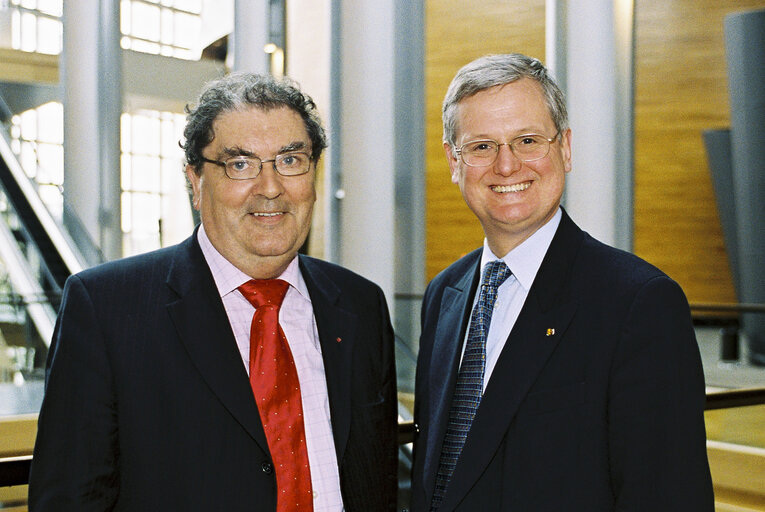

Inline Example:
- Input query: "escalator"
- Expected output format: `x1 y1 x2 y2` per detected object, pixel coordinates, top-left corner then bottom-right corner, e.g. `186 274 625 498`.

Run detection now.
0 97 91 484
0 92 87 399
0 96 86 300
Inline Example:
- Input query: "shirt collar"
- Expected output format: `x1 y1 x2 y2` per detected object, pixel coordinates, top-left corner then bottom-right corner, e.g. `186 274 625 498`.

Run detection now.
197 224 310 301
480 207 562 292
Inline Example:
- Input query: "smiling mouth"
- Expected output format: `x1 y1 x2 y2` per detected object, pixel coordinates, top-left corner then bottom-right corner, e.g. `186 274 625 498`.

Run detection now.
251 212 284 217
491 182 531 193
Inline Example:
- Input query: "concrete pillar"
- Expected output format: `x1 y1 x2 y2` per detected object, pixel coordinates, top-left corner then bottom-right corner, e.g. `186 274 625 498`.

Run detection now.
332 0 397 305
724 8 765 364
62 0 122 263
392 0 426 354
232 0 269 74
548 0 635 251
328 0 425 322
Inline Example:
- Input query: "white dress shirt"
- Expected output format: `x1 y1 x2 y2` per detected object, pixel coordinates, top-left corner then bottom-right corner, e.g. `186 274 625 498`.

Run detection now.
197 225 344 511
466 208 562 392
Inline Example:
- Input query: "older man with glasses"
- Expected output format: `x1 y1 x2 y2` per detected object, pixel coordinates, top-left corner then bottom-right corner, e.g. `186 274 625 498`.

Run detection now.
29 72 398 512
410 54 714 511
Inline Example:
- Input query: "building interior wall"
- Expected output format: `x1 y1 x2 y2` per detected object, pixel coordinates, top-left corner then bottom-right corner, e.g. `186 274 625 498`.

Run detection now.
424 0 547 281
633 0 765 304
424 0 765 306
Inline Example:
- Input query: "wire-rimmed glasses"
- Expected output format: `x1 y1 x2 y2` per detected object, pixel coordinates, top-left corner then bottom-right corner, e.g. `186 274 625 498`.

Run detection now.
455 132 560 166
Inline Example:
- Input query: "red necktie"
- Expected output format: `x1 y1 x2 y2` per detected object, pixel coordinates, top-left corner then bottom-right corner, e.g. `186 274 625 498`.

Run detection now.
238 279 313 511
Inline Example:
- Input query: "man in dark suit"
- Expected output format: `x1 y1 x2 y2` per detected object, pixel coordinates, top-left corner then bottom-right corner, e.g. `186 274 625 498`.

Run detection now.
411 54 714 511
29 73 397 511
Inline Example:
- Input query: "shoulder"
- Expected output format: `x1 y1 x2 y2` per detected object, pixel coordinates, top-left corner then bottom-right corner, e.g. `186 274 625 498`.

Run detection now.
577 232 670 290
555 229 691 324
542 213 684 309
421 248 481 312
427 248 481 292
69 243 184 293
553 210 669 290
298 254 386 297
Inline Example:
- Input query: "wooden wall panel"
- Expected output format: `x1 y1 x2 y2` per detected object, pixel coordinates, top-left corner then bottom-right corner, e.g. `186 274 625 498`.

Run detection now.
424 1 546 280
634 0 765 303
426 0 763 304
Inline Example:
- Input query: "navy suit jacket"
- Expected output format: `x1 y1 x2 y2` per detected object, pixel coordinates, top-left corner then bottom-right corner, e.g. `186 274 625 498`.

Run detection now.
411 211 713 511
29 230 398 511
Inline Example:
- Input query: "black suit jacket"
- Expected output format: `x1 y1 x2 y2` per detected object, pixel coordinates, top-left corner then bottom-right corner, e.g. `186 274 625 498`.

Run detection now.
411 211 713 511
29 230 398 511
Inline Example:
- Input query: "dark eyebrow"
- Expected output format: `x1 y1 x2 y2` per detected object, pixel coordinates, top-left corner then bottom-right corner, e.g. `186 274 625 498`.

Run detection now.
218 142 308 159
279 141 308 154
219 146 255 159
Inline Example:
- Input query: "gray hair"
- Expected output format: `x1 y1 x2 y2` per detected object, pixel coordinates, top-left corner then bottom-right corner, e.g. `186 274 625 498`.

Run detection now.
442 54 568 148
183 72 327 174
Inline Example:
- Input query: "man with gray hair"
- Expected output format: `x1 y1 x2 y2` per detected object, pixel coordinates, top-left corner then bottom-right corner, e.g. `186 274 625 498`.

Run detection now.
411 54 713 511
30 72 398 511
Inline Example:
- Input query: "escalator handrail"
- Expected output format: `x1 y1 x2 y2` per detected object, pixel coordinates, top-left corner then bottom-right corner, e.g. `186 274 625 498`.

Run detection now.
0 210 57 343
0 130 85 277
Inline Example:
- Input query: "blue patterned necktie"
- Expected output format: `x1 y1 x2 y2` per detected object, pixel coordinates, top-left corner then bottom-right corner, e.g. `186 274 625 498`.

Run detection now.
430 260 511 511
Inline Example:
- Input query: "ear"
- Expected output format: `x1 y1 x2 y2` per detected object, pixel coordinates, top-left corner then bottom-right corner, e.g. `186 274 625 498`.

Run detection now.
560 128 573 173
185 164 201 210
444 141 461 184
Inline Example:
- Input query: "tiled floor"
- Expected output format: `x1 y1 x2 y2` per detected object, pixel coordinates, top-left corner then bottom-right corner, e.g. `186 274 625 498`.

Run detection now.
0 380 42 416
697 326 765 390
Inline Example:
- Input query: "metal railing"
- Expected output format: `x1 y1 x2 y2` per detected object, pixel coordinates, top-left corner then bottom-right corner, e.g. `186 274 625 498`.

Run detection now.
2 386 763 489
0 455 32 487
704 386 765 410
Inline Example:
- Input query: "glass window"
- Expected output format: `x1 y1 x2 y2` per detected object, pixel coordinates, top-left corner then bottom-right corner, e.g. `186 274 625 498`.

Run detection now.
10 102 64 218
36 13 61 54
120 110 193 257
6 0 63 54
120 0 203 60
10 105 192 260
3 0 204 58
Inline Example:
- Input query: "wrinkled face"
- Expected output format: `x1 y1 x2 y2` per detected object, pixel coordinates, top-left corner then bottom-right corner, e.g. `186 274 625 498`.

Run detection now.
186 106 316 277
445 78 572 257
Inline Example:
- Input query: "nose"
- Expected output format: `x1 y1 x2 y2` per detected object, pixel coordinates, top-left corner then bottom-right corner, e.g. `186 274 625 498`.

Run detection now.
494 143 521 176
253 161 285 199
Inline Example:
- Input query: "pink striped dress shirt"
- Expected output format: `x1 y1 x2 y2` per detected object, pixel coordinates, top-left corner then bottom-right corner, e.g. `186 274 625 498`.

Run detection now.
197 225 344 511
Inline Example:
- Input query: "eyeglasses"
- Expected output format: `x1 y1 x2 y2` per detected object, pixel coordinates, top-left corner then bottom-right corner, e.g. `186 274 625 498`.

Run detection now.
201 152 312 180
454 132 560 167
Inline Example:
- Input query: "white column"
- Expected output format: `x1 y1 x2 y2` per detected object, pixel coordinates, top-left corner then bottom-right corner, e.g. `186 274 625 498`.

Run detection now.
332 0 397 305
548 0 634 250
232 0 269 74
62 0 122 263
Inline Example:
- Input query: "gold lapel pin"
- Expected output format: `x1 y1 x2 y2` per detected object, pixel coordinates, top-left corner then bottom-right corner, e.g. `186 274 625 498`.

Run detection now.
546 328 555 337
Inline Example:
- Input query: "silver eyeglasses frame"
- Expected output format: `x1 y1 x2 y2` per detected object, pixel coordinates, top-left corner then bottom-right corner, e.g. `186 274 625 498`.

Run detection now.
454 131 561 166
200 152 313 180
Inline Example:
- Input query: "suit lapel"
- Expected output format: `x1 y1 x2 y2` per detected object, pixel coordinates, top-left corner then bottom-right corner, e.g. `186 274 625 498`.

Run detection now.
423 256 480 504
440 294 578 508
164 233 269 454
439 211 585 510
299 256 356 464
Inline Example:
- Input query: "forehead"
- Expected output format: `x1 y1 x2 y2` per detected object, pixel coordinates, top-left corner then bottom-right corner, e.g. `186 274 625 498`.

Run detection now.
209 106 308 150
455 78 554 140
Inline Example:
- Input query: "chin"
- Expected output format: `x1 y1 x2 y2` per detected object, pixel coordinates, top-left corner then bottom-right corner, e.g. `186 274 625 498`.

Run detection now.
252 238 303 257
252 247 293 259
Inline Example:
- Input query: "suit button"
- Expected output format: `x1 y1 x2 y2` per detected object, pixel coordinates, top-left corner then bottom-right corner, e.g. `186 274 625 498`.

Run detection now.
261 462 273 474
414 423 420 434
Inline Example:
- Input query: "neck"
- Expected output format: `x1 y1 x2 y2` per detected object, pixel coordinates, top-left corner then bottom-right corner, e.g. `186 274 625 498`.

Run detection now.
236 253 297 280
485 233 529 260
